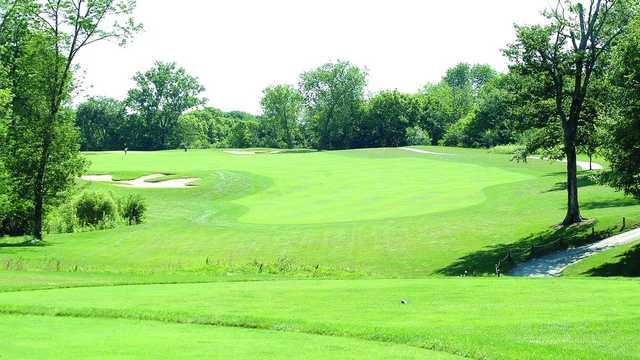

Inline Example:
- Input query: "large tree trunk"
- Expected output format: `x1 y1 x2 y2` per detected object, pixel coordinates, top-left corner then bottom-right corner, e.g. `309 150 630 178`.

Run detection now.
562 143 583 226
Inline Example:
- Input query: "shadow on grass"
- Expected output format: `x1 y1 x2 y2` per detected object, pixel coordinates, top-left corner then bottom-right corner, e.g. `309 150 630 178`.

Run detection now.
436 222 615 276
582 244 640 277
581 198 640 210
0 240 48 249
544 175 597 193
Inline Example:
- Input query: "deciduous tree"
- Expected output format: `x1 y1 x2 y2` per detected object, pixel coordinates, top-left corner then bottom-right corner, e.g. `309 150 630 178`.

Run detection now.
505 0 636 225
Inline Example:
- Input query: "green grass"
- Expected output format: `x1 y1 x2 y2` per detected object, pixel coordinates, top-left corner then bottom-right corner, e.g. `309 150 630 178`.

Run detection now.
1 147 638 276
0 278 638 359
2 147 640 359
564 240 640 277
1 314 456 360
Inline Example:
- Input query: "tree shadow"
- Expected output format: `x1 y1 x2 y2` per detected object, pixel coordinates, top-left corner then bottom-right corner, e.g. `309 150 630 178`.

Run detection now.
544 175 597 193
581 198 640 210
436 222 615 276
0 240 49 248
582 244 640 277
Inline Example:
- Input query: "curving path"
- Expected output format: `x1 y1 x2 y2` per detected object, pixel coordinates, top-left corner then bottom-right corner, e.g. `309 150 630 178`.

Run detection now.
527 156 603 171
510 227 640 277
400 147 450 156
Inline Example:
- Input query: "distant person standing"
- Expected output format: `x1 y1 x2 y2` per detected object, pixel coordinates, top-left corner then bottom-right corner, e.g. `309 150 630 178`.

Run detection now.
124 143 128 156
181 143 188 152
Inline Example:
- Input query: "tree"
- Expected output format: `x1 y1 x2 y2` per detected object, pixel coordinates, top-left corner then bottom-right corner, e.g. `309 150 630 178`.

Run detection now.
1 0 140 241
600 14 640 198
172 112 210 149
299 61 367 150
260 84 302 149
420 83 457 144
75 97 126 150
1 1 140 240
363 90 417 147
504 0 636 226
126 61 206 150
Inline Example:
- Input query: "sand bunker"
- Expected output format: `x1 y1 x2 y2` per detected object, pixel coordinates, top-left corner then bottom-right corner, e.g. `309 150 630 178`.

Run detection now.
400 147 450 156
527 156 603 171
81 174 199 189
224 150 256 155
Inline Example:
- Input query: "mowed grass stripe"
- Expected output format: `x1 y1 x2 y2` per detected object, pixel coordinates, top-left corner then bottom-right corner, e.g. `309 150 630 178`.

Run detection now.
1 314 460 360
1 147 638 276
0 278 638 359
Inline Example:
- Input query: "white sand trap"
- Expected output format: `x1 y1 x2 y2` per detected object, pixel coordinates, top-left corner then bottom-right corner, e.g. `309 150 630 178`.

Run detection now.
527 156 603 171
81 175 114 182
224 150 256 155
81 174 199 189
400 147 450 156
510 227 640 277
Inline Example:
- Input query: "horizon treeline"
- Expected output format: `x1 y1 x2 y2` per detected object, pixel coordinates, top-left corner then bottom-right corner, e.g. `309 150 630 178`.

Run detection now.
75 61 523 152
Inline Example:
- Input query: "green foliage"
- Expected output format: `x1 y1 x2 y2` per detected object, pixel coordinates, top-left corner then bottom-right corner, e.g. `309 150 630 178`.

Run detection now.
486 144 522 155
74 192 118 229
118 193 146 225
260 84 303 149
75 97 127 151
405 125 431 146
299 60 367 150
441 111 474 147
45 202 78 234
600 14 640 199
360 90 421 147
172 112 211 149
126 61 206 150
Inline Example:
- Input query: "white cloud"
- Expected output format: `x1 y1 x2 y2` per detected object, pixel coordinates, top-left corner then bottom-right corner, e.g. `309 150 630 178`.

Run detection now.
75 0 553 114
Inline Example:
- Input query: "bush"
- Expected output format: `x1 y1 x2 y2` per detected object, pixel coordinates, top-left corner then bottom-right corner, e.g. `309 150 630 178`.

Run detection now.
405 126 432 146
119 193 146 225
441 112 474 147
45 202 78 234
487 144 523 155
74 192 118 228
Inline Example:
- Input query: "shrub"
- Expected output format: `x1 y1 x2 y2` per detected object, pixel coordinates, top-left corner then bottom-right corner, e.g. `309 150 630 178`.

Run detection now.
45 202 78 234
74 192 118 228
405 126 432 146
487 144 523 155
119 193 146 225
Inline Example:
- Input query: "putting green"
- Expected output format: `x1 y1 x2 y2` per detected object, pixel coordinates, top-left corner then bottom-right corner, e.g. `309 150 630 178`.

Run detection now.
234 152 531 224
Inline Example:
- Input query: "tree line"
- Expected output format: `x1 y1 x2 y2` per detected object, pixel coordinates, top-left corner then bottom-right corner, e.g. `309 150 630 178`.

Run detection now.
76 61 515 152
1 0 640 240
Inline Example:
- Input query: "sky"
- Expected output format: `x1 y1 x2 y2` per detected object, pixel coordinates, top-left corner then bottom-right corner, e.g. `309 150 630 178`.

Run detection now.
75 0 553 114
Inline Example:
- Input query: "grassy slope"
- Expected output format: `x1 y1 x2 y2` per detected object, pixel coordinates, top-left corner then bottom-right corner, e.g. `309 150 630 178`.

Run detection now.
564 240 640 277
2 147 640 359
1 147 638 276
0 278 638 360
2 314 456 360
